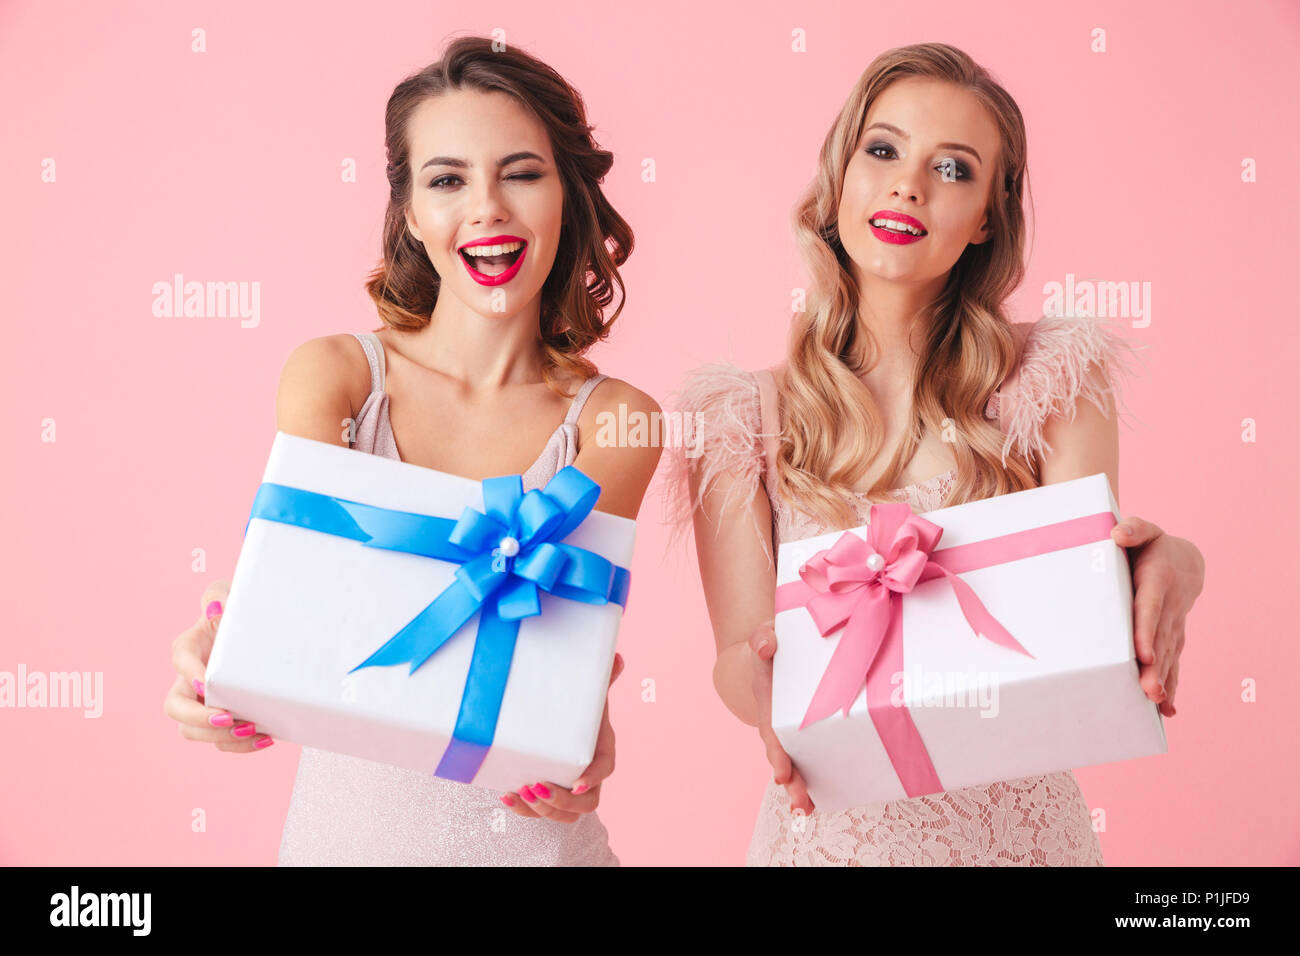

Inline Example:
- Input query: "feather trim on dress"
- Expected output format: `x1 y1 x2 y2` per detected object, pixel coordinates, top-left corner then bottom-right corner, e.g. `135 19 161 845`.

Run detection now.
999 316 1149 468
660 362 775 558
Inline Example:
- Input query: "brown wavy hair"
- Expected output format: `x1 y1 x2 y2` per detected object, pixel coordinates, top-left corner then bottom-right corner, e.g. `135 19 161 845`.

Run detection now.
364 35 634 396
775 42 1040 528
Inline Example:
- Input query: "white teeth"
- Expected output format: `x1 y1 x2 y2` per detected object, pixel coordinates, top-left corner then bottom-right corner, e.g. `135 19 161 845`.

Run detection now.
462 241 524 256
870 218 924 236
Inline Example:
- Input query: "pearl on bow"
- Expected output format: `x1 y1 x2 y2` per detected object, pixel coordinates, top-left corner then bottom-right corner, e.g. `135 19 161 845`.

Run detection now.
491 535 521 573
799 550 887 576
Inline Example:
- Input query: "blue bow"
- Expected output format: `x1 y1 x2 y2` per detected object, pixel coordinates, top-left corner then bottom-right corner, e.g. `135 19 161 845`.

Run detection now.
245 465 630 782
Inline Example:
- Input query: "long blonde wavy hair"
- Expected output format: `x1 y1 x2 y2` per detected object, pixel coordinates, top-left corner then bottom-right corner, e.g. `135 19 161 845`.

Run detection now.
775 42 1040 529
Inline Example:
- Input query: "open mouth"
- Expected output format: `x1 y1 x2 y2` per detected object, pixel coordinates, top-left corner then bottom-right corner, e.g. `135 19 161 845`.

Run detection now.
869 217 927 237
459 241 527 278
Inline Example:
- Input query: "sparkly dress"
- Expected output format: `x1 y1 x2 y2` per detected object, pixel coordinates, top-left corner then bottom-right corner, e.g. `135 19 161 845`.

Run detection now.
276 332 619 866
663 316 1145 866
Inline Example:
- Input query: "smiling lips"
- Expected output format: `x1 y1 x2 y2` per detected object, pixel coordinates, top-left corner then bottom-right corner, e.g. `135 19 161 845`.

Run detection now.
869 210 928 246
458 234 528 286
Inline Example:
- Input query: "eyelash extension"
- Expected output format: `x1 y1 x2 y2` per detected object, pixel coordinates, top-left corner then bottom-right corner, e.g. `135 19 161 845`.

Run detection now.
866 144 971 182
428 172 543 189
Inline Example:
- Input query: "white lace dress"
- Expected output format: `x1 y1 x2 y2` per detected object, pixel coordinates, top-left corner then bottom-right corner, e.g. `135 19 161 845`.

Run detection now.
664 316 1145 866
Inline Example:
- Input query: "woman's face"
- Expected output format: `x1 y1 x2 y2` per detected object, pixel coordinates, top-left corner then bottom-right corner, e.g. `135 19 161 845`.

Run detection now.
403 89 565 319
838 77 1003 288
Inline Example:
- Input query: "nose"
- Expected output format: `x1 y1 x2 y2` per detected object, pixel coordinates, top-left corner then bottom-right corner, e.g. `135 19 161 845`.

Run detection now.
890 160 926 204
467 177 509 227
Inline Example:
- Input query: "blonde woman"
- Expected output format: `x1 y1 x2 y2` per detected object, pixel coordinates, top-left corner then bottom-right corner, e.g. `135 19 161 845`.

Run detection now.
666 43 1204 866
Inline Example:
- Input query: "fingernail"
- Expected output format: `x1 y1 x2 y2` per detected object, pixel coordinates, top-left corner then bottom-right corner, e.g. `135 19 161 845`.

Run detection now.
232 722 257 737
192 679 205 697
253 737 275 749
1119 525 1133 536
500 794 516 807
532 783 552 799
519 786 537 803
208 712 233 727
206 600 223 620
572 783 589 795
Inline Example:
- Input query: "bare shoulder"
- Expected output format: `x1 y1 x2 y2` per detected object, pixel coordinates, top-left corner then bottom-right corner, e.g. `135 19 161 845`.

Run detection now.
292 334 372 407
582 375 662 420
573 375 663 519
275 333 373 443
578 375 663 461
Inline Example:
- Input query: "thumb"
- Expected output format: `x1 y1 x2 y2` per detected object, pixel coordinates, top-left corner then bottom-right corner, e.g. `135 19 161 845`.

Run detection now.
749 620 778 663
199 579 231 626
188 580 230 698
1112 516 1162 547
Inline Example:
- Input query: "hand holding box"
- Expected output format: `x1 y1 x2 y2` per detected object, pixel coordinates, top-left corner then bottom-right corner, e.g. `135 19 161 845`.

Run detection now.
772 473 1166 813
205 432 635 793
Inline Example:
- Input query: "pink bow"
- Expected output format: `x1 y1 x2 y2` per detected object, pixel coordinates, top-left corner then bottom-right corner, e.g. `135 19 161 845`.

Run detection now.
775 500 1120 799
777 502 1036 731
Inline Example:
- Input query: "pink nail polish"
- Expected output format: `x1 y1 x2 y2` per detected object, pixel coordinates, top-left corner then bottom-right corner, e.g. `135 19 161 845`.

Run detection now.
572 783 589 795
253 737 275 749
193 679 205 698
208 712 233 727
532 783 552 799
519 786 537 803
232 723 257 737
500 794 516 807
206 600 223 620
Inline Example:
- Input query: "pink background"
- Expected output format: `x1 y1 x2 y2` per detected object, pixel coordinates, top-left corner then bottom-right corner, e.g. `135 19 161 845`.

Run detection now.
3 0 1298 865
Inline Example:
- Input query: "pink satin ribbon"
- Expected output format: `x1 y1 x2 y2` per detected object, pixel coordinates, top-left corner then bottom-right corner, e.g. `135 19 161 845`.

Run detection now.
774 501 1117 798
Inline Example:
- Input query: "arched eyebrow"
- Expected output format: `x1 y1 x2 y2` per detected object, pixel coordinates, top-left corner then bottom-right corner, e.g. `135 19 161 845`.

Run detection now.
864 123 982 165
419 151 547 172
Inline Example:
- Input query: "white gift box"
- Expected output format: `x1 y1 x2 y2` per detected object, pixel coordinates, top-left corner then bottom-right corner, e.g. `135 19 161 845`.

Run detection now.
204 432 636 793
772 472 1167 814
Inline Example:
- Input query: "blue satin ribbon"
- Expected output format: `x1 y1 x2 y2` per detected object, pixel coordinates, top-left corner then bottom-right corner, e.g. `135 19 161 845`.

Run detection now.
244 465 631 783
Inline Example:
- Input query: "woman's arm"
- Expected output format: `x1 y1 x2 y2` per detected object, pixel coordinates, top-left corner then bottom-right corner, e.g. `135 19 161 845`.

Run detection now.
275 334 370 443
164 335 366 753
1037 352 1203 716
686 415 815 810
688 451 778 727
495 378 660 823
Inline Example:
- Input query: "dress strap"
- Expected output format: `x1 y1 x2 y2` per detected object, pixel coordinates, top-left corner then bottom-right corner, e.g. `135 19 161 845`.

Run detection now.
563 373 609 425
351 332 386 393
752 367 782 486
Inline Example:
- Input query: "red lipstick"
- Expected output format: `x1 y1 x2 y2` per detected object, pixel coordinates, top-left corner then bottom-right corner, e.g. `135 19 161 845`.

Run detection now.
868 210 927 246
457 234 528 287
